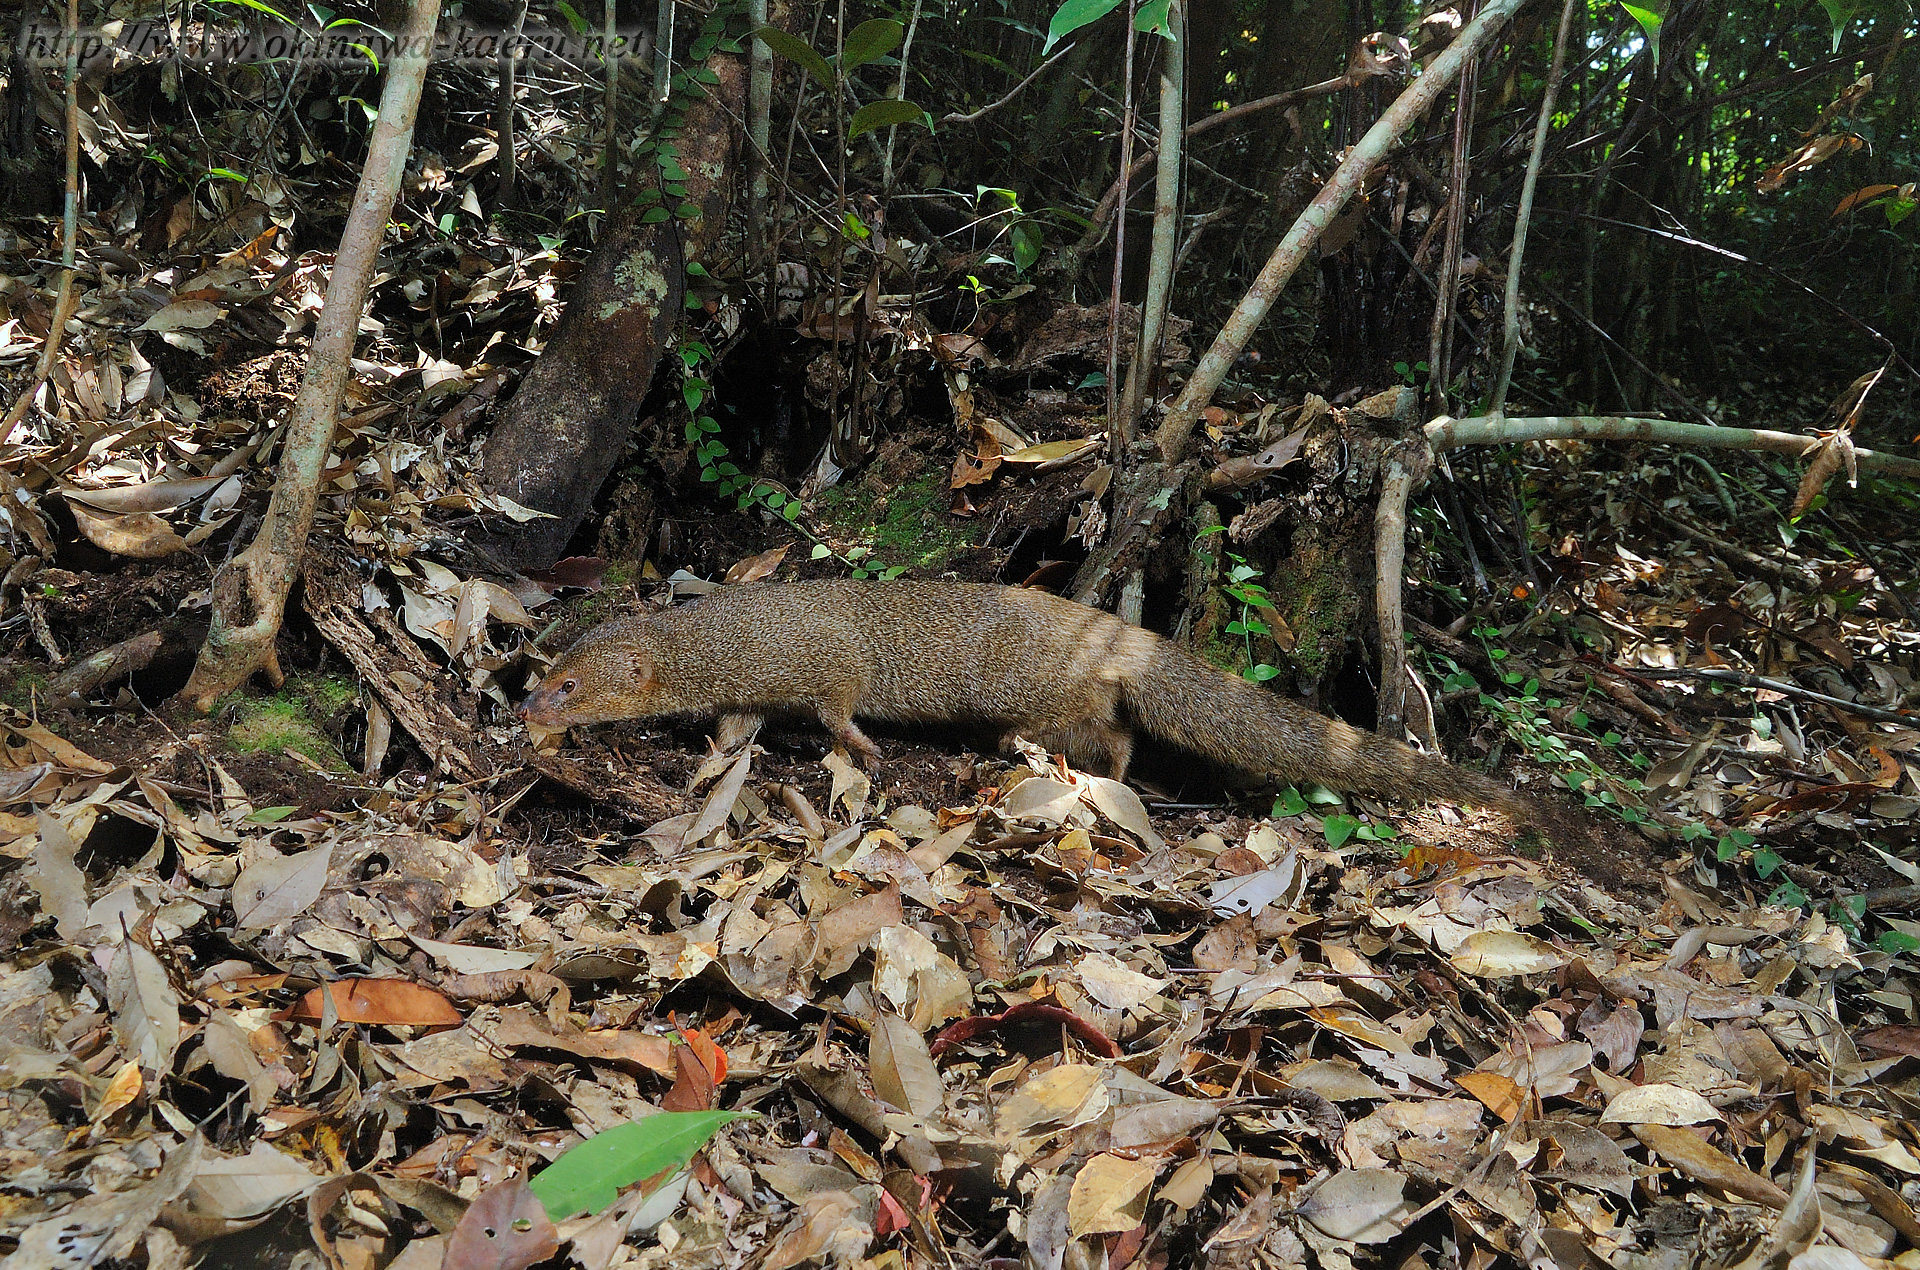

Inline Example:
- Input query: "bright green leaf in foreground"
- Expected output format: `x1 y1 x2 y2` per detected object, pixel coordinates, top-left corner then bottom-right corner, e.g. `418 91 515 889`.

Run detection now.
1042 0 1122 53
841 18 904 70
754 27 834 91
529 1111 754 1220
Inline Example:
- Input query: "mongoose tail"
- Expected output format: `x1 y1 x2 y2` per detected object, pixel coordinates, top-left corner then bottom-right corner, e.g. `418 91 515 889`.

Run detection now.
1125 641 1533 822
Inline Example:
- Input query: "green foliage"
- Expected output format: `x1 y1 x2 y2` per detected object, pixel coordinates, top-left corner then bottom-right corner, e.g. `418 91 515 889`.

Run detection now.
225 680 353 773
678 339 799 523
1042 0 1178 53
529 1111 753 1220
1424 629 1654 828
1268 785 1391 847
753 27 832 90
1321 813 1397 848
751 23 928 144
1879 929 1920 955
841 19 904 70
850 100 933 141
812 469 970 578
1618 3 1663 66
1199 530 1282 684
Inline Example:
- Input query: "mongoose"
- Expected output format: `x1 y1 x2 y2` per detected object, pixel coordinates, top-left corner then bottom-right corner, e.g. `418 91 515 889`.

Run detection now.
518 579 1530 820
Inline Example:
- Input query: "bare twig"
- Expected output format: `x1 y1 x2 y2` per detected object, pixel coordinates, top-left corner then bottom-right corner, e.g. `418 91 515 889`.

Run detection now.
1119 0 1183 437
1492 0 1578 415
1428 414 1920 481
1653 507 1821 593
599 0 618 204
1104 2 1139 453
1051 72 1361 283
1542 209 1918 379
495 0 527 207
939 39 1080 126
1426 19 1478 416
880 0 923 190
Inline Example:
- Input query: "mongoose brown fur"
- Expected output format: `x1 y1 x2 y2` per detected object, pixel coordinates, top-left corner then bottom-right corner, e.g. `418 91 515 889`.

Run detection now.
518 579 1530 820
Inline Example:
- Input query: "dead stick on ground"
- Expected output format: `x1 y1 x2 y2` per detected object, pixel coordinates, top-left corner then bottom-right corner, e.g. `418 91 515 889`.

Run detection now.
1629 667 1916 727
48 631 165 701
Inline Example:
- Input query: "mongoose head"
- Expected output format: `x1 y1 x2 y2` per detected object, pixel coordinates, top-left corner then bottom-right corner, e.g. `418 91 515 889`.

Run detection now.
516 622 661 728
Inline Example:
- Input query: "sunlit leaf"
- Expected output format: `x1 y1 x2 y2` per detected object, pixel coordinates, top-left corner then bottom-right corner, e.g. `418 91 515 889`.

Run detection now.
1042 0 1123 53
841 18 903 70
529 1111 754 1220
754 26 833 90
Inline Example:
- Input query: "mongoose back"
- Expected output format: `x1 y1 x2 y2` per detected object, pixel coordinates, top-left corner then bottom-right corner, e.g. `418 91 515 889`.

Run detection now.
518 579 1529 819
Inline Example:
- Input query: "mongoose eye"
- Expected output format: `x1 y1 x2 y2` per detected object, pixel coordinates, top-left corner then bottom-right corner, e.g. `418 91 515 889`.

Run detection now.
560 678 576 694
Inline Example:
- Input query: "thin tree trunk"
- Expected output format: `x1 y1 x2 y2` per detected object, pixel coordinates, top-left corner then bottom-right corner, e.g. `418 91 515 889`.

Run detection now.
746 0 771 273
1119 0 1184 437
179 0 442 711
1492 0 1579 416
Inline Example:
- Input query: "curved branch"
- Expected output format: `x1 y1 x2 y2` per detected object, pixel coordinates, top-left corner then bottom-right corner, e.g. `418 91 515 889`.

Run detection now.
939 39 1081 126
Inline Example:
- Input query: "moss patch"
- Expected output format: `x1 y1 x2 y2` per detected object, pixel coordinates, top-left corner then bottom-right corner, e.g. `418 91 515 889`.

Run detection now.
0 665 49 709
1267 543 1361 684
225 676 353 772
815 468 977 576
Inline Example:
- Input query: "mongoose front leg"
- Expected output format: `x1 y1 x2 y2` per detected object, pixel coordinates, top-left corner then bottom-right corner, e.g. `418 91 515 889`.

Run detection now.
821 711 884 768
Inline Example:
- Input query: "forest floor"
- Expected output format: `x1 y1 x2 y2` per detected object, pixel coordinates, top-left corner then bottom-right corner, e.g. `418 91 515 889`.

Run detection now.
5 167 1920 1270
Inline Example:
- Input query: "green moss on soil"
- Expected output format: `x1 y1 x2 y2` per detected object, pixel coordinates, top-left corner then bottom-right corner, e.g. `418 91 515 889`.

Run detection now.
0 666 49 709
224 675 353 771
816 468 976 575
1267 545 1360 683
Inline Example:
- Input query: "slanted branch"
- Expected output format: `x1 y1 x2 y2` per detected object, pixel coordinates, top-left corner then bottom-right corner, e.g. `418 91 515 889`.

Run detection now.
176 0 442 711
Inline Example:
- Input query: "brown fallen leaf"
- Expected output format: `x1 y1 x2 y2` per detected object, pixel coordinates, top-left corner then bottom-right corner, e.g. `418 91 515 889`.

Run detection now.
486 1007 676 1074
723 542 791 584
929 1001 1122 1059
1631 1123 1790 1207
68 501 187 558
277 978 465 1030
661 1040 717 1112
441 1174 557 1270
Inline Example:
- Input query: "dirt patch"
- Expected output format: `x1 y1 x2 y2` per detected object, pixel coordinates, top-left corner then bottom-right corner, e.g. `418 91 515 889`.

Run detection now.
196 350 307 426
27 561 212 658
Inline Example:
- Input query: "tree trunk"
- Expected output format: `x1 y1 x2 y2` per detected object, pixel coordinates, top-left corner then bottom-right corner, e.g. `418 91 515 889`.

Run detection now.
477 46 748 568
177 0 441 711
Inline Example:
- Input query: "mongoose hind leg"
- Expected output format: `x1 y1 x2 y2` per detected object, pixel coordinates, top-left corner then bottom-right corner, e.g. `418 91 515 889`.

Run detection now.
713 712 764 751
1002 719 1135 780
